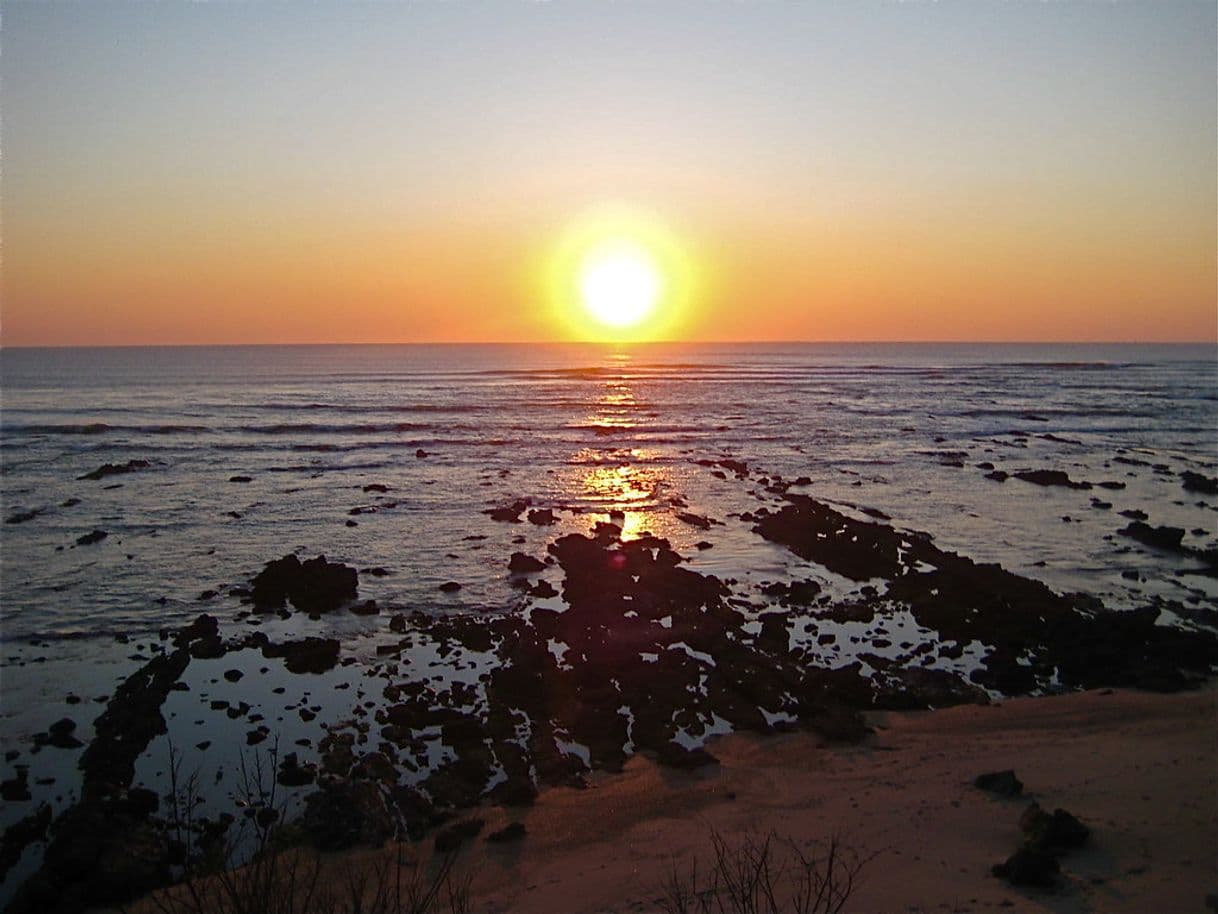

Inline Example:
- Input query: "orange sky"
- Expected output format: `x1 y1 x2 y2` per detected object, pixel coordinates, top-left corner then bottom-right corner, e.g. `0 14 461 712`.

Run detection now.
3 3 1215 346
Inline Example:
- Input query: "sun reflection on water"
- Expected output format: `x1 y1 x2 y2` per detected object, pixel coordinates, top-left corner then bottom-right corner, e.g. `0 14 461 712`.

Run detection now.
568 368 674 540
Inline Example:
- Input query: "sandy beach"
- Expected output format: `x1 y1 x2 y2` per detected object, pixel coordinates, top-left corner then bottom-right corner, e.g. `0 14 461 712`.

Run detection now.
413 684 1218 913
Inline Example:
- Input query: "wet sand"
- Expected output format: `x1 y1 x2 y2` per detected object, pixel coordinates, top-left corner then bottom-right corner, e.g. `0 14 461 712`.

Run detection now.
434 685 1217 913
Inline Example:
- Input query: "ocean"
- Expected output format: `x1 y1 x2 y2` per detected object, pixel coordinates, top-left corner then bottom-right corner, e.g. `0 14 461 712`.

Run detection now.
1 341 1216 904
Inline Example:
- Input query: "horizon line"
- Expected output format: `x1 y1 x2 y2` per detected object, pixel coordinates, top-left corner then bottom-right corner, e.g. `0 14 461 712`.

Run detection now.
2 338 1216 351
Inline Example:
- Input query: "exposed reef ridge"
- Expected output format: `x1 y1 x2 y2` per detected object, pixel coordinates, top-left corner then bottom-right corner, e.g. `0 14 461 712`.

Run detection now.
6 468 1217 913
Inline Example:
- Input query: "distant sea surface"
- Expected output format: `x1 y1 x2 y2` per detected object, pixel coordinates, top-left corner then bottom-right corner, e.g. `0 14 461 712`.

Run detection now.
1 342 1216 898
4 342 1215 638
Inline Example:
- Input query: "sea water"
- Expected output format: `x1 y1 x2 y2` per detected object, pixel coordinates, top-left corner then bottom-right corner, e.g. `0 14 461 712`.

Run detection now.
1 342 1215 899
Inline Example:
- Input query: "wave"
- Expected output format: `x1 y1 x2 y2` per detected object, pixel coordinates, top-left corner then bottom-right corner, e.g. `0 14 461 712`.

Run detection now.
3 423 210 435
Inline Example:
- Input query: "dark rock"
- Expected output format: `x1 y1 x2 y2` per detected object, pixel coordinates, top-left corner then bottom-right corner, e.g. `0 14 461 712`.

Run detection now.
655 744 719 770
223 669 243 682
261 637 341 674
0 802 51 882
77 459 151 481
251 554 358 613
1 768 30 802
75 530 108 546
992 847 1061 887
508 552 547 574
363 483 390 493
277 753 317 787
415 448 428 458
1013 469 1091 490
676 512 713 530
34 717 83 750
438 581 462 593
434 818 485 853
1119 522 1185 552
5 508 43 525
974 770 1023 797
1020 803 1089 851
985 470 1009 482
485 499 529 522
485 822 527 843
350 599 380 615
229 475 253 483
1182 471 1218 495
527 508 558 525
301 781 395 851
1119 509 1149 521
529 580 558 598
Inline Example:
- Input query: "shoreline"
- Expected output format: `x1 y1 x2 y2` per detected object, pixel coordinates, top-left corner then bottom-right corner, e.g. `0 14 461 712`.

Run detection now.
431 684 1217 913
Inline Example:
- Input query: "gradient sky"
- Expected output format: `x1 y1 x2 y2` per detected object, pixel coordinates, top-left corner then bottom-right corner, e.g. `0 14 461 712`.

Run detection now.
3 2 1215 345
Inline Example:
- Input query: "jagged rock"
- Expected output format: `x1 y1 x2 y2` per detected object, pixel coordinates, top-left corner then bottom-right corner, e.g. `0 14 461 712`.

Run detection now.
0 802 51 882
1119 521 1185 552
485 822 526 843
1182 471 1218 495
1020 803 1089 851
434 818 485 853
508 552 546 574
278 753 317 787
676 512 713 530
485 499 529 522
300 781 394 851
260 637 341 674
250 554 358 613
77 459 151 481
527 508 557 525
992 847 1061 887
974 770 1023 797
1013 469 1091 490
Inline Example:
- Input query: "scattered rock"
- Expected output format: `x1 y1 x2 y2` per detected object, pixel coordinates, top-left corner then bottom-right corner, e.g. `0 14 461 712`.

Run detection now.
508 552 546 574
676 512 713 530
1181 471 1218 495
1119 522 1185 552
251 554 358 613
485 499 530 522
434 818 485 853
485 822 526 843
992 847 1061 887
1020 803 1089 852
974 770 1023 797
5 508 43 525
260 637 341 674
77 459 151 481
1012 469 1091 490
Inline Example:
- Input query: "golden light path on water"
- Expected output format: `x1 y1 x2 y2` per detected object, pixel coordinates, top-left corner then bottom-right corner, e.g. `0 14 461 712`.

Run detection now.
573 364 673 542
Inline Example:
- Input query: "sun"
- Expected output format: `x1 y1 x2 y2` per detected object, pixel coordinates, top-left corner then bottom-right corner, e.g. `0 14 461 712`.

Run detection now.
544 203 700 342
579 240 662 329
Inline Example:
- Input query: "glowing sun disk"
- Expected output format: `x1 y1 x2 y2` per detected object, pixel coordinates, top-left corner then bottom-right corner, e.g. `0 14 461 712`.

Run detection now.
579 243 661 329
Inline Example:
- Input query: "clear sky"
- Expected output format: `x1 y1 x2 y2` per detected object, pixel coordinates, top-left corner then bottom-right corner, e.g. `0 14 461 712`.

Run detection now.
3 1 1215 345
